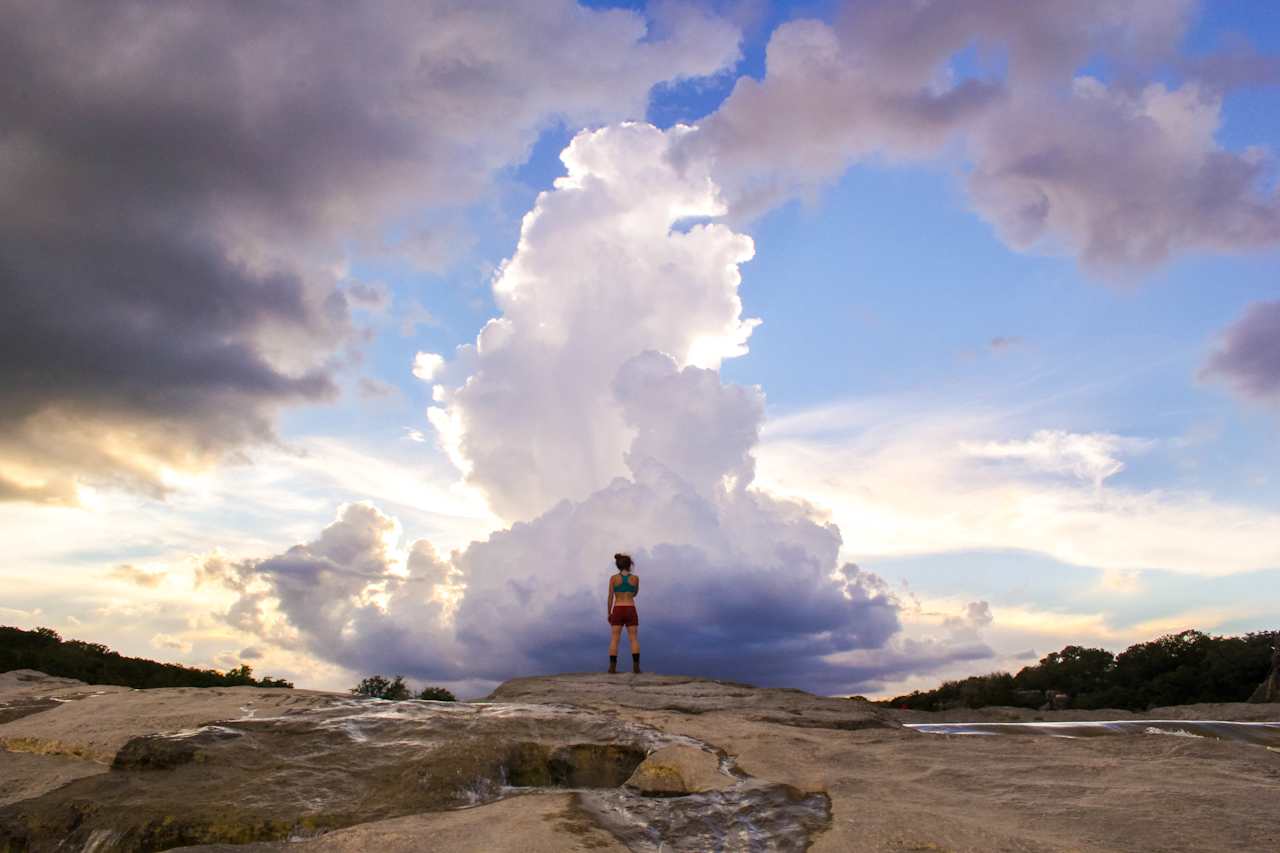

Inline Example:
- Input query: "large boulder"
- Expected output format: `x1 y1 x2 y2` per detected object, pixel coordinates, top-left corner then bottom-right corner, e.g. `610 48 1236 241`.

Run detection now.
624 744 735 796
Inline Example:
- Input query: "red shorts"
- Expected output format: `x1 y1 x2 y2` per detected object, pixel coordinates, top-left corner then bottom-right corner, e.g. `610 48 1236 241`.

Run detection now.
609 605 638 626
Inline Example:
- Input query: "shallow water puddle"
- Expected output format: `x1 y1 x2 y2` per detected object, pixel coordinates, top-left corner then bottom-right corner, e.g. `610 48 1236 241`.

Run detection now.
906 719 1280 747
579 779 830 853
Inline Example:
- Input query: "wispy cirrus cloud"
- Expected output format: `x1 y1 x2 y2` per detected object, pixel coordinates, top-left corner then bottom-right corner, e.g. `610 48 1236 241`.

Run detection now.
757 400 1280 576
963 429 1153 490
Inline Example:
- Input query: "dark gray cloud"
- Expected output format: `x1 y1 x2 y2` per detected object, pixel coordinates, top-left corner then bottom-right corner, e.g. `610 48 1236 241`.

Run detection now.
678 1 1193 209
208 476 996 695
0 0 740 502
1182 34 1280 92
356 378 397 400
1200 300 1280 402
966 77 1280 271
345 283 391 312
679 0 1280 272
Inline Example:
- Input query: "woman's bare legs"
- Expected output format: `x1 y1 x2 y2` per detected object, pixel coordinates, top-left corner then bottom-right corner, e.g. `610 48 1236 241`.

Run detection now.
625 625 639 654
609 624 623 655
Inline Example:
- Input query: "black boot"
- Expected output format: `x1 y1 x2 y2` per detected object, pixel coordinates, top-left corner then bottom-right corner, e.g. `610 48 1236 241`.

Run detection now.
632 653 641 674
608 655 617 673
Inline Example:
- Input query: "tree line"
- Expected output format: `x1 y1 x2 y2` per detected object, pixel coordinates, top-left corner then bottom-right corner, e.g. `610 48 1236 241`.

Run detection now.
1 626 293 689
882 629 1278 711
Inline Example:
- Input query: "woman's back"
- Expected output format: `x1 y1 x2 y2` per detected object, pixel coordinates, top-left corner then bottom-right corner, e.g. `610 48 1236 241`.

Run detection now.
611 572 638 601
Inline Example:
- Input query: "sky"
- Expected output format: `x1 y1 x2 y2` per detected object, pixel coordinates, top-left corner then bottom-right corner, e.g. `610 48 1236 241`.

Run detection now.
2 0 1278 699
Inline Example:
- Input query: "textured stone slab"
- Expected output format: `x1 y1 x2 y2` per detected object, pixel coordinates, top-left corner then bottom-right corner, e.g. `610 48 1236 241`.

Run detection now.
624 744 735 795
486 673 899 731
171 793 625 853
0 679 340 763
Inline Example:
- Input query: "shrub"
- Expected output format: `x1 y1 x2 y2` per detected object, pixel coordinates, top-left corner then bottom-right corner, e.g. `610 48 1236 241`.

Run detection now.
351 674 411 700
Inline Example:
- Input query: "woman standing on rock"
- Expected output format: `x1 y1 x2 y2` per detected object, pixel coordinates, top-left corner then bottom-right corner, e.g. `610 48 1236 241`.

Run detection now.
607 553 640 674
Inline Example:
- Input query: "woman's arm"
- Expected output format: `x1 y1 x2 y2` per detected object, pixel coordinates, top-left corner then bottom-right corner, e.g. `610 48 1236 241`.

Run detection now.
632 575 638 597
606 576 614 617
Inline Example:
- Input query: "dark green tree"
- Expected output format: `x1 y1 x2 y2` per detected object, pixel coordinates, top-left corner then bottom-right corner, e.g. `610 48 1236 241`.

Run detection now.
417 686 457 702
351 674 411 700
224 664 256 685
882 628 1278 711
1016 645 1115 700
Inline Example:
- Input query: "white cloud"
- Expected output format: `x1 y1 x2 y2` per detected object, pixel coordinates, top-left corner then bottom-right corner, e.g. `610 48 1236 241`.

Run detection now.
963 429 1152 489
430 123 760 522
757 401 1280 575
411 352 446 382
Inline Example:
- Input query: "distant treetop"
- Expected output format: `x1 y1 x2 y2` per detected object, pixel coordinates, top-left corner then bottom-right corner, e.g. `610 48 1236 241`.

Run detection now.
0 625 294 690
881 629 1278 712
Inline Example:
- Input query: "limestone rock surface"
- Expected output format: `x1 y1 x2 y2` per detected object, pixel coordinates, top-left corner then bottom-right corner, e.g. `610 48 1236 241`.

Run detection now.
170 793 626 853
486 672 899 731
0 751 105 806
4 669 1280 852
623 744 735 796
0 671 336 763
0 695 661 851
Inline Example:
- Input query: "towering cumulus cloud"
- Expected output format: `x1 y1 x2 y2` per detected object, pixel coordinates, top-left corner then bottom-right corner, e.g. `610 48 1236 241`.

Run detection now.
432 125 761 521
211 125 914 693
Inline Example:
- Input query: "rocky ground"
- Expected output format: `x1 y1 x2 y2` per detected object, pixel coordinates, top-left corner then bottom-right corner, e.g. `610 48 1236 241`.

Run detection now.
1 669 1278 852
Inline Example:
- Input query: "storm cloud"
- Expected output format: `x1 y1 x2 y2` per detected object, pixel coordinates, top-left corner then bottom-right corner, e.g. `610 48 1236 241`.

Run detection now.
210 495 909 694
0 0 740 502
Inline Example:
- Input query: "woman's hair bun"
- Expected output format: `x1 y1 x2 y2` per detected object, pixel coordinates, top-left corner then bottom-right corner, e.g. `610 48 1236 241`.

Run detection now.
614 552 633 569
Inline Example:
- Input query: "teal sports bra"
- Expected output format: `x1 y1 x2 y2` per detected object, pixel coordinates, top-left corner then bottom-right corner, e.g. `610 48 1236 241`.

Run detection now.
613 573 637 594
